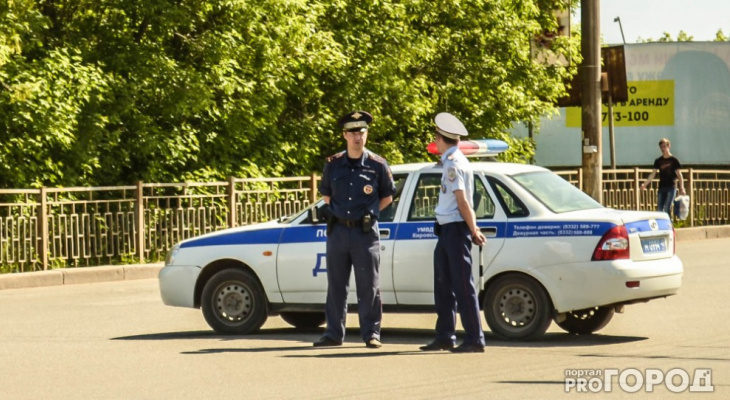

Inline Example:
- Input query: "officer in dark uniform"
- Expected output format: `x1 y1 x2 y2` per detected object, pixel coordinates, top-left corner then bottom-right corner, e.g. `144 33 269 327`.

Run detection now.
314 111 396 349
420 112 487 353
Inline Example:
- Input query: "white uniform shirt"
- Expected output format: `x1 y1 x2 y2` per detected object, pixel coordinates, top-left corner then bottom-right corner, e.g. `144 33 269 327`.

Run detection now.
435 145 474 225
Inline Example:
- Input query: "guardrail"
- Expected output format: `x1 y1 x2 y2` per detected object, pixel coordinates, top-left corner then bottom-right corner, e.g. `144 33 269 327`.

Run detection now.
1 168 728 273
554 168 730 227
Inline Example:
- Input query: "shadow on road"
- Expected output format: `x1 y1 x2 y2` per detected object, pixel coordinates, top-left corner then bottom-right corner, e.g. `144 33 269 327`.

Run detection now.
112 326 648 355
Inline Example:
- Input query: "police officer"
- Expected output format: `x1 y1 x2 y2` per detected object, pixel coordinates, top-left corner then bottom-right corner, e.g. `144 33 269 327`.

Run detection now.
420 112 487 353
314 111 396 349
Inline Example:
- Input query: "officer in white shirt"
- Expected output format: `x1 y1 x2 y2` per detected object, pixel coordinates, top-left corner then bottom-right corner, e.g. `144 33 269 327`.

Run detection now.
420 112 487 353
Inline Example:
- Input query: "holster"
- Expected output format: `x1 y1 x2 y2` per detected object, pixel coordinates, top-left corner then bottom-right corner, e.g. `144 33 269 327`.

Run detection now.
323 205 336 235
326 216 336 236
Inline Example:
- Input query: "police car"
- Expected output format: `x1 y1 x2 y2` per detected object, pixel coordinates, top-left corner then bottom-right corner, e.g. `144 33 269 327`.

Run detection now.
159 141 683 341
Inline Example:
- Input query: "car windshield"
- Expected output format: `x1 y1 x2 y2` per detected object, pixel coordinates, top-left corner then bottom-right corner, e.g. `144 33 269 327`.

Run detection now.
511 171 603 213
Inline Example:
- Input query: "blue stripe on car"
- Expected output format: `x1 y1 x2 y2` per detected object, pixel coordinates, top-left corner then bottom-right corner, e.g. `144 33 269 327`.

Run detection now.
180 228 284 248
179 218 671 248
625 219 672 233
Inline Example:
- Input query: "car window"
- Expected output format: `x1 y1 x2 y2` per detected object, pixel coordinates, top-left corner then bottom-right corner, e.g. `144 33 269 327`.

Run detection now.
488 177 529 217
407 173 495 221
511 171 602 213
473 176 495 219
408 174 441 220
378 174 407 222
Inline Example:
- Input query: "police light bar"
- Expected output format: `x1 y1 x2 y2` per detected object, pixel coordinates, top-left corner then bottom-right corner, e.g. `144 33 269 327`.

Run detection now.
427 139 509 157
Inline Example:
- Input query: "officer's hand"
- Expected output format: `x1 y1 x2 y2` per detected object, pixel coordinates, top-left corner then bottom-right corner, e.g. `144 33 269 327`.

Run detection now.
472 230 486 246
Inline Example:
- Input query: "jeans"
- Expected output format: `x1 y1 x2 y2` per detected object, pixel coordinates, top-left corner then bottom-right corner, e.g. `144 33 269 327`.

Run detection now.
657 187 677 216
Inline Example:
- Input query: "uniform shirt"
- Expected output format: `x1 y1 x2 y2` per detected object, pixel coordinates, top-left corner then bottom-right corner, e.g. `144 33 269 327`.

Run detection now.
319 149 396 221
435 146 474 225
653 156 681 189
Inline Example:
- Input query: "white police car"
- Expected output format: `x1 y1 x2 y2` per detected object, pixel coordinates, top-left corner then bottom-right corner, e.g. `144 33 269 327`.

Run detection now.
159 142 682 340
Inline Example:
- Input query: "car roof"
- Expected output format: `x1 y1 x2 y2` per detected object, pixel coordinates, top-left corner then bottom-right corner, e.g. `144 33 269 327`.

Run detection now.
390 161 549 176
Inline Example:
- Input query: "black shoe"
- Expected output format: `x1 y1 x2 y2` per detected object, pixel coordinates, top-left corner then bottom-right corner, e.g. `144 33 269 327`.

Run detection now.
450 343 485 353
420 340 455 351
313 336 342 347
365 338 382 349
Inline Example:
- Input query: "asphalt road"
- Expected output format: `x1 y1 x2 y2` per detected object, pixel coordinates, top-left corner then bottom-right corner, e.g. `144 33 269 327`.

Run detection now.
1 238 728 399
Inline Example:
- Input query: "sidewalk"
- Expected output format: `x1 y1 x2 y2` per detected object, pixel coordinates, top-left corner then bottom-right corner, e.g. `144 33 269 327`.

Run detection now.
0 263 163 290
1 225 728 291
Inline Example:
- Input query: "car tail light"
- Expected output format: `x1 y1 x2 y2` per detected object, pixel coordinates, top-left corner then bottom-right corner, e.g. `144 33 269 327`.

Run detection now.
592 225 630 261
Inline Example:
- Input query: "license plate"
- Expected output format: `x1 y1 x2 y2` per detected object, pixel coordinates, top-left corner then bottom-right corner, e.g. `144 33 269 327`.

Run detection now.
641 237 667 254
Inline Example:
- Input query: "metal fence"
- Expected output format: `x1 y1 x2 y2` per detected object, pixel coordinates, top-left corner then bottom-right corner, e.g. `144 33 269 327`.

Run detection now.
1 176 319 273
2 168 728 273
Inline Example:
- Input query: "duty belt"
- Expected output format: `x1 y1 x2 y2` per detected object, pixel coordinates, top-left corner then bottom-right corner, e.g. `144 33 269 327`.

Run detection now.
337 218 363 228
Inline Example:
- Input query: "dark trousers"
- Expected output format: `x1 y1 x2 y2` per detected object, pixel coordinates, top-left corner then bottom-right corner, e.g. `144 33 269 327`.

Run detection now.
433 221 485 346
323 222 382 342
657 187 677 216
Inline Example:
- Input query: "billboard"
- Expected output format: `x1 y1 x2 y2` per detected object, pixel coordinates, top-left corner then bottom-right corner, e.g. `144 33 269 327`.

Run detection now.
514 42 730 167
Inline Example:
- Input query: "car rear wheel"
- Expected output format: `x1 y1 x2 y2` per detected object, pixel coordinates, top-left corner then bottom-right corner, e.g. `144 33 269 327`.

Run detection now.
201 269 268 334
280 312 327 329
555 306 615 335
484 273 553 341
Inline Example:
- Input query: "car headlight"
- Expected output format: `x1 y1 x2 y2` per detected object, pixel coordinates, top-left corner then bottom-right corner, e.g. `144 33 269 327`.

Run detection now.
165 244 180 266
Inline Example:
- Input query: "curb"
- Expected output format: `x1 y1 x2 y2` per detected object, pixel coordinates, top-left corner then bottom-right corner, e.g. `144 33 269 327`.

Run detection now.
1 225 728 291
0 263 163 291
674 225 730 241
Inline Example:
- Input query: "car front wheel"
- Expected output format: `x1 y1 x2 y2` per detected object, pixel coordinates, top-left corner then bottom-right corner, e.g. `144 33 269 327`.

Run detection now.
484 273 553 341
201 269 268 334
555 306 615 335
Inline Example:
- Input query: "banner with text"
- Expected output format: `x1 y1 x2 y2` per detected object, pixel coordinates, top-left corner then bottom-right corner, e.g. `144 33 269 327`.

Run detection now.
565 80 674 127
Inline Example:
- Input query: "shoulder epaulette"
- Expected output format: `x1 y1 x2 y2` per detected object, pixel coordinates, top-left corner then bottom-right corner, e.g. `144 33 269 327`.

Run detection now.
366 151 388 165
326 151 346 163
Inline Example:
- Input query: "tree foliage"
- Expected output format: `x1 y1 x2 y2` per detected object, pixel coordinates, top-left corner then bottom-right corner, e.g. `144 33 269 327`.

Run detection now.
0 0 578 188
639 29 730 43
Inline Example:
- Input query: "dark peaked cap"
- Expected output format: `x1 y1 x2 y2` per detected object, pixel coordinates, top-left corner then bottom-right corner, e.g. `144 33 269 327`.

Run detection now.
338 111 373 131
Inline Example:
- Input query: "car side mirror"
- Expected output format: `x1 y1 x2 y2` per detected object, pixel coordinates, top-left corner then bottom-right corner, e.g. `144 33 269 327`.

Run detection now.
308 207 319 224
309 206 328 224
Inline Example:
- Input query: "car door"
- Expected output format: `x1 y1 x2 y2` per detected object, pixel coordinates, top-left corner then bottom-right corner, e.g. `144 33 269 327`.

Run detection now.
391 170 506 305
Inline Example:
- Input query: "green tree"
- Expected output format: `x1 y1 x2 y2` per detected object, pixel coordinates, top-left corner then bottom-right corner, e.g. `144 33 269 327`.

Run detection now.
640 30 694 43
0 0 578 188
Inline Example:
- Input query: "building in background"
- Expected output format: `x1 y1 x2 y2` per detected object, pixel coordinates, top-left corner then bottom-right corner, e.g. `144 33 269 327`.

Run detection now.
513 42 730 167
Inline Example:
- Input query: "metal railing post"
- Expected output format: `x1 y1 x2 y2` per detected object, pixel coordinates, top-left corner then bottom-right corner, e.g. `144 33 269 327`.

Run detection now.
136 181 145 263
310 173 318 203
633 167 641 211
228 176 236 228
40 187 49 271
687 168 694 227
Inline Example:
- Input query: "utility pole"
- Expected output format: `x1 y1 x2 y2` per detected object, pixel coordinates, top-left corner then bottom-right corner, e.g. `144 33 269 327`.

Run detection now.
581 0 602 202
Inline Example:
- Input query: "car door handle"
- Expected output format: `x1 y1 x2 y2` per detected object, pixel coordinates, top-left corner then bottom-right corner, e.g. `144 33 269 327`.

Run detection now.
480 226 497 238
379 229 391 239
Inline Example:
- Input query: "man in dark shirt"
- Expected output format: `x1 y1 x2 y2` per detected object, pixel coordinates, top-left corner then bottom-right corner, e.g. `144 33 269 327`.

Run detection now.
314 110 396 349
640 138 686 215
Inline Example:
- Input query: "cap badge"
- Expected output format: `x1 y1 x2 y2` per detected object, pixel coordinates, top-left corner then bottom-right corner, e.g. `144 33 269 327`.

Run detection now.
352 112 362 119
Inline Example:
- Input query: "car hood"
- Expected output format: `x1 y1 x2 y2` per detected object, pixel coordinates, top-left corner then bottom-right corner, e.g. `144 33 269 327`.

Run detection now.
177 220 283 248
